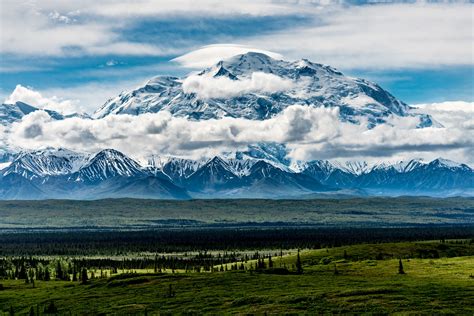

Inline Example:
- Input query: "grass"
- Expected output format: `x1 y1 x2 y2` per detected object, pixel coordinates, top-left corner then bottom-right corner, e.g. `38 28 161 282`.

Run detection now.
1 241 473 314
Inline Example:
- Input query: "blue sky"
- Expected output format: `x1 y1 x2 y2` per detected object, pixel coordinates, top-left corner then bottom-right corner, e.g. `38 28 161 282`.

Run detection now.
0 1 472 114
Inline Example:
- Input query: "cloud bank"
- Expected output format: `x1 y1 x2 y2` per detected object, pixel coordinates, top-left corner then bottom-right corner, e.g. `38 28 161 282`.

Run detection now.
4 103 473 165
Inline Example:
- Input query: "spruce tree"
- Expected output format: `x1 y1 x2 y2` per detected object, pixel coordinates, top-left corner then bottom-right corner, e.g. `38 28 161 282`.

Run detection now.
44 268 51 281
398 259 405 274
56 261 63 280
296 250 303 274
72 267 77 282
81 267 88 284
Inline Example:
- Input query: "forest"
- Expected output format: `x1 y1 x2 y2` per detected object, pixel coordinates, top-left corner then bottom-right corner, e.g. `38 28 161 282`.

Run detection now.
1 199 473 314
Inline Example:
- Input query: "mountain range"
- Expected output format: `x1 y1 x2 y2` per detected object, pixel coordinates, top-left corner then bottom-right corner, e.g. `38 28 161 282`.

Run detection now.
0 52 471 199
0 147 472 199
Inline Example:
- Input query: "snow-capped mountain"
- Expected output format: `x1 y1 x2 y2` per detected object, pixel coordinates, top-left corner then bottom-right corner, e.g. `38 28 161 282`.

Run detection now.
1 147 472 199
2 148 88 180
0 101 64 125
1 53 470 200
0 148 190 200
93 52 436 128
71 149 145 183
146 155 206 184
299 157 473 196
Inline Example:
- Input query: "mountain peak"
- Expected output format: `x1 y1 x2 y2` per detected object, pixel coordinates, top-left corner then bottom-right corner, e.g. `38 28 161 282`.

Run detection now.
77 149 144 183
92 53 435 127
429 158 467 169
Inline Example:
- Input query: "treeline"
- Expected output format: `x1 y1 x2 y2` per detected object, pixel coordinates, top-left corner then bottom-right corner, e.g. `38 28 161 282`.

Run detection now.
0 251 295 281
1 226 473 256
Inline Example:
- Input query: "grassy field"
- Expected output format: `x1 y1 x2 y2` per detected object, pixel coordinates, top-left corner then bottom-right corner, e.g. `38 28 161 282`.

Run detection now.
1 240 473 314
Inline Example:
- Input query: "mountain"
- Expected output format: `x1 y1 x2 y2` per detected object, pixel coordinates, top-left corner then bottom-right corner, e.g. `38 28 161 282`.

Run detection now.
0 147 472 199
239 160 330 197
0 148 190 200
147 155 206 185
0 173 45 199
1 53 469 199
299 158 474 196
2 148 87 180
185 156 242 192
0 101 64 125
70 149 145 183
183 157 333 198
358 158 474 196
92 52 437 128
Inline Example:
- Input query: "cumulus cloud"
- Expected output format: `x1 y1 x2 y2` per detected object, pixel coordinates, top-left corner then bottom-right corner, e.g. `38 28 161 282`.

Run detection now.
6 106 339 158
4 85 79 114
173 44 283 68
2 79 148 115
411 101 474 130
182 72 295 99
4 104 473 165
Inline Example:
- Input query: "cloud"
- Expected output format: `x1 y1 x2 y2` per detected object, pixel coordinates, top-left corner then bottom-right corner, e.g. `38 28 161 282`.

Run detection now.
244 3 473 69
411 101 474 129
2 78 151 115
0 1 171 57
5 104 473 165
4 85 79 114
2 1 471 71
182 72 295 99
0 1 311 57
173 44 283 68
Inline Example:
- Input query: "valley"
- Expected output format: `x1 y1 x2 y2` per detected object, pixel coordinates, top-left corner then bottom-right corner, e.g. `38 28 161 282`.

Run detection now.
0 197 473 230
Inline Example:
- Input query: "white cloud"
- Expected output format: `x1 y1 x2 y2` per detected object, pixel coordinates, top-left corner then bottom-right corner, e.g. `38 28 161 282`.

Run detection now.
0 1 171 56
0 1 311 57
182 72 295 99
2 1 471 70
411 101 474 129
2 78 151 115
173 44 283 68
4 104 473 165
244 3 474 69
4 85 79 114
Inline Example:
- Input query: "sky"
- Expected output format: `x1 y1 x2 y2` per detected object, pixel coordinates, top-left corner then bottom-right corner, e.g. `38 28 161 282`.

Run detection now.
0 0 473 164
1 0 473 113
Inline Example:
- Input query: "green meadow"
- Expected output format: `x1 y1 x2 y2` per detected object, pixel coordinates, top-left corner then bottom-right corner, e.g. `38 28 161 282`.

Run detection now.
1 240 473 315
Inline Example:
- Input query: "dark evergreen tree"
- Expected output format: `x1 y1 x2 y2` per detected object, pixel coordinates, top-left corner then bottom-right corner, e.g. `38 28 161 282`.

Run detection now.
296 250 303 274
44 301 58 314
72 267 77 282
81 267 88 284
56 261 63 280
398 259 405 274
44 268 51 281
